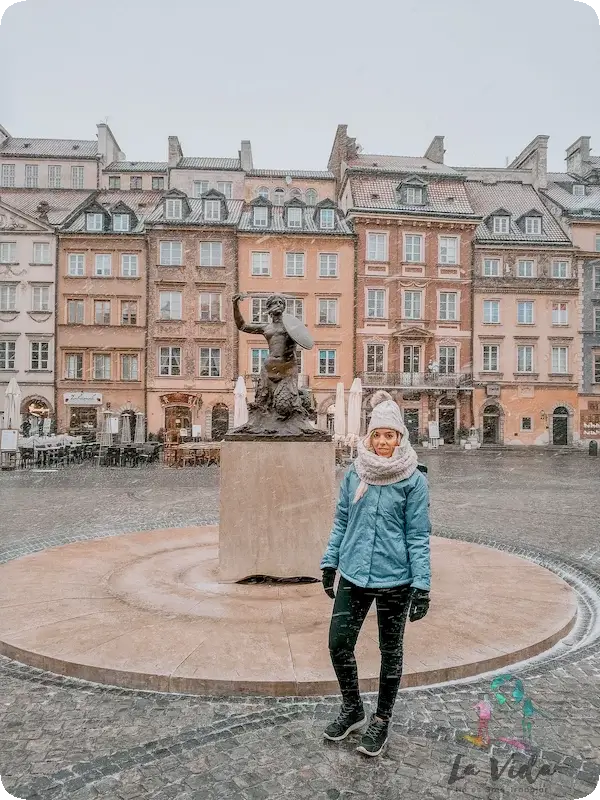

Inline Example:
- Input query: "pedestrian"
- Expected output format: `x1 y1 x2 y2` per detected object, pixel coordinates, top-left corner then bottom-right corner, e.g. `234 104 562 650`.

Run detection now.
320 390 432 757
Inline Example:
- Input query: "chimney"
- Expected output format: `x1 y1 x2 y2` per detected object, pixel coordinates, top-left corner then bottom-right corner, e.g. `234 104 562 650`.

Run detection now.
424 136 445 164
240 140 253 172
168 136 183 168
507 135 549 189
37 201 50 222
566 136 591 176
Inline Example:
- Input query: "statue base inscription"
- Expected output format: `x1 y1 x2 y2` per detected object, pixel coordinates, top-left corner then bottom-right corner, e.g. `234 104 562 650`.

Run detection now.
219 440 336 582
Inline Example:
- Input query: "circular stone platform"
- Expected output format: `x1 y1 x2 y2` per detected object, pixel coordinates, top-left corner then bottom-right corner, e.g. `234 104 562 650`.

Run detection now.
0 528 577 696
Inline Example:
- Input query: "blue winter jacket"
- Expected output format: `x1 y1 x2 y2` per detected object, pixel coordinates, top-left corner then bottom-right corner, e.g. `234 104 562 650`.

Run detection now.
320 465 431 590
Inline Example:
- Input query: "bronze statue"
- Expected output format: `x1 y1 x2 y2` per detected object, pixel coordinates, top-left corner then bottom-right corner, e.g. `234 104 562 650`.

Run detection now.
228 293 330 439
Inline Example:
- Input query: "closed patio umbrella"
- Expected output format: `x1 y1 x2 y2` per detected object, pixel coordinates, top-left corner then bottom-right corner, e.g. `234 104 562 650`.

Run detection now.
4 377 21 430
346 377 363 456
120 414 132 445
233 376 249 428
333 382 346 444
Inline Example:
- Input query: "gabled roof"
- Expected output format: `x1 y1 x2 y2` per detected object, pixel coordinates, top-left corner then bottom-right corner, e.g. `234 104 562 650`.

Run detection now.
0 189 95 225
347 175 476 217
0 138 98 159
175 157 241 171
60 191 164 233
542 178 600 217
247 169 334 180
347 154 460 177
104 161 168 173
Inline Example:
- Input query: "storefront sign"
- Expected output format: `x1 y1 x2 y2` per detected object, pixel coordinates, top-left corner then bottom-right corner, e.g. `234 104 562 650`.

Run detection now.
486 384 501 397
581 411 600 438
159 393 201 408
64 392 103 406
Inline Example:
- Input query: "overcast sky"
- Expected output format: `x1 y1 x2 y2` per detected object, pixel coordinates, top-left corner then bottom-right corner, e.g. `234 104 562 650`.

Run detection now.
1 0 599 172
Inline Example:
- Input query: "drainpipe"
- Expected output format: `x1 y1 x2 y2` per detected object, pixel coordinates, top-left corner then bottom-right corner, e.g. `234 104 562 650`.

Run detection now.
144 232 150 433
53 231 60 430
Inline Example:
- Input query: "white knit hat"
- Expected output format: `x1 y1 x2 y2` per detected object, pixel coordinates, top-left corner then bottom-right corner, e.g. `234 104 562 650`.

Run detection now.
367 391 406 437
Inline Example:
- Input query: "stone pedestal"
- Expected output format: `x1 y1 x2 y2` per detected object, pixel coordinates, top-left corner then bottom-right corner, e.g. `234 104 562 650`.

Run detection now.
219 440 336 582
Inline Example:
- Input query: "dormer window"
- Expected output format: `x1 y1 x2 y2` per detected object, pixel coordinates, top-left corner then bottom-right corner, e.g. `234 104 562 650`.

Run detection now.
319 208 335 229
166 199 183 220
253 207 268 227
493 216 510 234
573 184 586 197
113 213 130 232
86 213 104 232
525 216 542 235
287 207 302 228
405 186 424 205
204 200 221 221
273 189 285 206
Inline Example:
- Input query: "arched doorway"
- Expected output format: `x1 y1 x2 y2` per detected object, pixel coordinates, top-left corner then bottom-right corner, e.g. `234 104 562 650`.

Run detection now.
438 398 456 444
552 406 569 446
211 404 230 441
482 404 501 445
21 396 51 435
165 405 191 434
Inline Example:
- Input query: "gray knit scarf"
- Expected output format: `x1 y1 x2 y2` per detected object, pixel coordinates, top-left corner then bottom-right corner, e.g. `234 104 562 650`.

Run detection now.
352 432 419 503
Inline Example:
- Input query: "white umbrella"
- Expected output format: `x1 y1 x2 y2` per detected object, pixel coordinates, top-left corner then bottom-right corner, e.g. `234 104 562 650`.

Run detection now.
333 382 346 443
234 376 248 428
120 414 132 445
4 377 21 430
346 377 363 455
134 412 145 444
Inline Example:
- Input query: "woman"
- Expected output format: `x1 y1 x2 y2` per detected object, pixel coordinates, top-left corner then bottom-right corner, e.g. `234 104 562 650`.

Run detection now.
320 390 431 757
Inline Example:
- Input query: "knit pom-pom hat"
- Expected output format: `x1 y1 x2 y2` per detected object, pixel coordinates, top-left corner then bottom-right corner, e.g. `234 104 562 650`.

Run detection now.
367 390 406 437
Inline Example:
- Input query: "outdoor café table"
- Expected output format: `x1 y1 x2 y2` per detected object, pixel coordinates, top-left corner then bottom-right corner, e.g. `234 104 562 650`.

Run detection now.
173 442 221 467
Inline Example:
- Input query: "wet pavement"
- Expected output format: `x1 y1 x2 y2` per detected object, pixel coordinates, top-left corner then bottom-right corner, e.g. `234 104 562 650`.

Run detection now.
0 451 599 799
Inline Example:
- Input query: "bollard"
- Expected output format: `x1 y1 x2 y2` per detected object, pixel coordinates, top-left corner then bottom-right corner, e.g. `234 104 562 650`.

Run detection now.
589 440 598 457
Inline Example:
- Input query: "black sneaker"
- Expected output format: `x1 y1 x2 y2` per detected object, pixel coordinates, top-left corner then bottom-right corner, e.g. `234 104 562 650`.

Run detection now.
323 703 367 741
356 713 390 756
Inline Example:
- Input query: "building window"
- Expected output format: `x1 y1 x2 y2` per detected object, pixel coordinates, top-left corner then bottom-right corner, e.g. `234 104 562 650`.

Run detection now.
594 354 600 383
319 253 338 277
48 165 62 188
108 176 121 190
366 344 385 373
159 291 182 320
405 234 424 263
65 353 82 379
1 164 15 187
521 416 532 431
199 292 222 322
159 241 183 266
253 207 268 227
287 207 302 228
483 258 500 277
121 254 138 277
439 236 458 265
525 217 542 235
251 348 269 373
296 348 304 374
305 189 318 206
130 176 142 190
217 182 232 198
94 254 112 277
251 297 270 323
405 186 424 205
285 252 305 277
0 341 16 370
121 354 139 381
193 181 209 197
367 289 385 319
439 346 456 374
159 346 181 376
595 235 600 253
517 260 534 278
93 353 111 379
319 208 335 229
552 260 569 278
32 286 50 311
94 300 111 325
367 232 387 261
318 349 336 375
251 251 270 276
318 298 337 325
25 164 39 188
121 301 137 325
68 254 85 276
166 199 183 220
204 200 221 220
30 341 49 370
113 213 130 232
551 346 568 374
517 345 534 373
483 299 500 324
32 243 50 264
257 187 270 200
517 301 534 325
0 284 17 311
594 265 600 290
0 242 17 263
285 298 304 320
552 302 568 325
404 290 422 320
439 292 458 321
493 216 510 233
200 241 223 267
482 344 499 372
71 166 84 189
289 188 302 201
273 188 285 205
199 347 221 377
67 299 84 324
573 184 586 197
86 213 104 232
152 176 165 190
594 307 600 332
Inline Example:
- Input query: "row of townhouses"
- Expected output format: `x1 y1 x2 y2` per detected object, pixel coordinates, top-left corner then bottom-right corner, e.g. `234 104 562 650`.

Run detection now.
1 122 599 446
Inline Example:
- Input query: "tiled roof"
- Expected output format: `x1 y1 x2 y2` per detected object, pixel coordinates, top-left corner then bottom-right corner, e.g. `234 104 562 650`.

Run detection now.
238 205 352 235
175 157 241 171
247 169 335 180
0 137 98 158
0 189 94 225
465 182 571 243
547 172 576 184
61 191 165 233
104 161 168 173
542 180 600 217
348 176 476 216
347 154 459 177
145 198 243 226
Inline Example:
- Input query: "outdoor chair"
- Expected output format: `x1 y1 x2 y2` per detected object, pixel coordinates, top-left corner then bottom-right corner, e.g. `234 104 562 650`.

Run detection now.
19 448 34 469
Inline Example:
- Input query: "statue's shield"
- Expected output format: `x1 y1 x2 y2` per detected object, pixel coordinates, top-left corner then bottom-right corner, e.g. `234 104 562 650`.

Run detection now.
282 313 314 350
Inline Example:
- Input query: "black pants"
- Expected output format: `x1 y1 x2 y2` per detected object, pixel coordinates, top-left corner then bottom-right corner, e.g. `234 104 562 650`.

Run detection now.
328 575 412 721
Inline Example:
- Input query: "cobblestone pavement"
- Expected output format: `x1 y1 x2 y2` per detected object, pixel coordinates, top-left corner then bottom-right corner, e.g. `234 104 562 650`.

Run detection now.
0 452 599 800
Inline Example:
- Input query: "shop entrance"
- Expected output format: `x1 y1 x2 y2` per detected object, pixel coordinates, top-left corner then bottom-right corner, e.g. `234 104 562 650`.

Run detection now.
404 409 420 444
211 404 230 441
69 407 99 438
482 405 501 444
438 401 456 444
552 407 569 445
165 406 191 434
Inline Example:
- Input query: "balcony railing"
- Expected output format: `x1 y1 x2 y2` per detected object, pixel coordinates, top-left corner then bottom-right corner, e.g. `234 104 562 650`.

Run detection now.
245 374 309 390
359 372 473 389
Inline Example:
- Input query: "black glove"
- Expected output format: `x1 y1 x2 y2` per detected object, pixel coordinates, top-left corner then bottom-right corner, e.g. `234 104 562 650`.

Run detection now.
322 568 336 599
409 588 430 622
